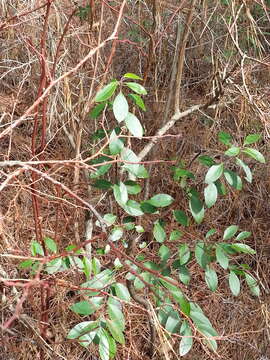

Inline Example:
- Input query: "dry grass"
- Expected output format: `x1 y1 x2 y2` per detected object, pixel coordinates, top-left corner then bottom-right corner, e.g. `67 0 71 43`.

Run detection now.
0 1 270 359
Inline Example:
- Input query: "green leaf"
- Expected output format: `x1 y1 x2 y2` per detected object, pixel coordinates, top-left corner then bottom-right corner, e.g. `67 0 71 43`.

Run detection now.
174 210 189 226
178 265 191 285
205 163 224 184
215 245 229 269
19 259 34 269
204 183 218 208
215 179 227 195
124 180 141 194
125 82 147 95
95 81 118 102
159 245 170 262
108 298 125 331
148 194 174 208
109 130 124 155
31 242 44 256
44 237 57 253
153 221 166 243
90 102 106 119
109 227 123 242
123 73 143 80
113 92 129 122
179 321 193 356
243 133 261 145
223 225 238 240
90 163 112 179
231 243 256 254
224 169 242 190
198 325 218 352
124 112 143 137
121 147 140 176
99 329 110 360
170 230 183 241
123 200 144 216
70 298 103 315
165 310 181 333
67 321 99 339
205 266 218 292
140 201 157 214
218 131 232 145
106 319 125 344
178 244 190 265
198 155 216 167
235 158 252 183
113 182 128 206
245 273 260 296
236 231 251 241
195 242 210 269
92 179 113 190
114 283 130 301
225 146 240 156
79 331 97 347
189 195 204 224
229 271 240 296
46 258 63 274
205 229 216 238
81 269 113 296
242 148 265 163
129 93 146 111
173 294 190 316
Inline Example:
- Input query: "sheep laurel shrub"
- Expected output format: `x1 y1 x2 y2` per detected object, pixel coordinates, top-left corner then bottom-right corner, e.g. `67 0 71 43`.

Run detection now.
20 74 264 359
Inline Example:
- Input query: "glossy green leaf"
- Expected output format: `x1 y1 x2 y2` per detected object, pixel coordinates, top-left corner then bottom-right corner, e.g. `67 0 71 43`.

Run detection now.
109 227 123 242
198 324 218 352
229 271 240 296
243 133 261 145
179 321 193 356
95 81 118 102
236 231 251 241
189 195 204 224
148 194 174 208
205 266 218 292
123 200 144 216
170 229 183 241
223 225 238 240
178 265 191 285
225 146 240 156
245 273 260 296
159 245 170 262
92 179 113 190
31 242 44 256
124 112 143 137
121 147 140 176
123 73 142 80
124 180 141 194
78 331 97 347
19 259 34 269
81 269 113 296
204 183 218 208
195 242 210 269
114 283 130 301
44 237 57 253
90 102 106 119
178 244 190 265
99 329 110 360
206 229 216 238
224 169 242 190
174 210 189 226
235 158 252 183
70 298 103 315
205 163 224 184
215 179 227 195
113 182 128 206
113 92 129 122
215 245 229 269
165 310 181 333
242 148 265 163
231 243 256 254
46 258 63 274
153 221 166 243
67 321 99 339
218 131 232 145
198 155 216 167
109 130 124 155
108 298 125 331
106 319 125 344
129 93 146 111
125 82 147 95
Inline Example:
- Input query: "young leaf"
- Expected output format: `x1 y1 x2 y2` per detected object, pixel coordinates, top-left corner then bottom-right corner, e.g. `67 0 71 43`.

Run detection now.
125 82 147 95
44 237 57 253
229 271 240 296
225 146 240 157
224 169 242 190
218 131 232 145
153 221 166 243
189 195 204 224
128 93 146 111
205 163 224 184
231 243 256 254
215 245 229 269
113 92 129 122
123 73 142 80
124 112 143 137
204 183 218 208
245 273 260 297
179 321 193 356
242 148 265 163
205 266 218 292
95 81 118 102
174 210 189 226
235 158 252 183
223 225 238 240
243 133 261 145
148 194 174 208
